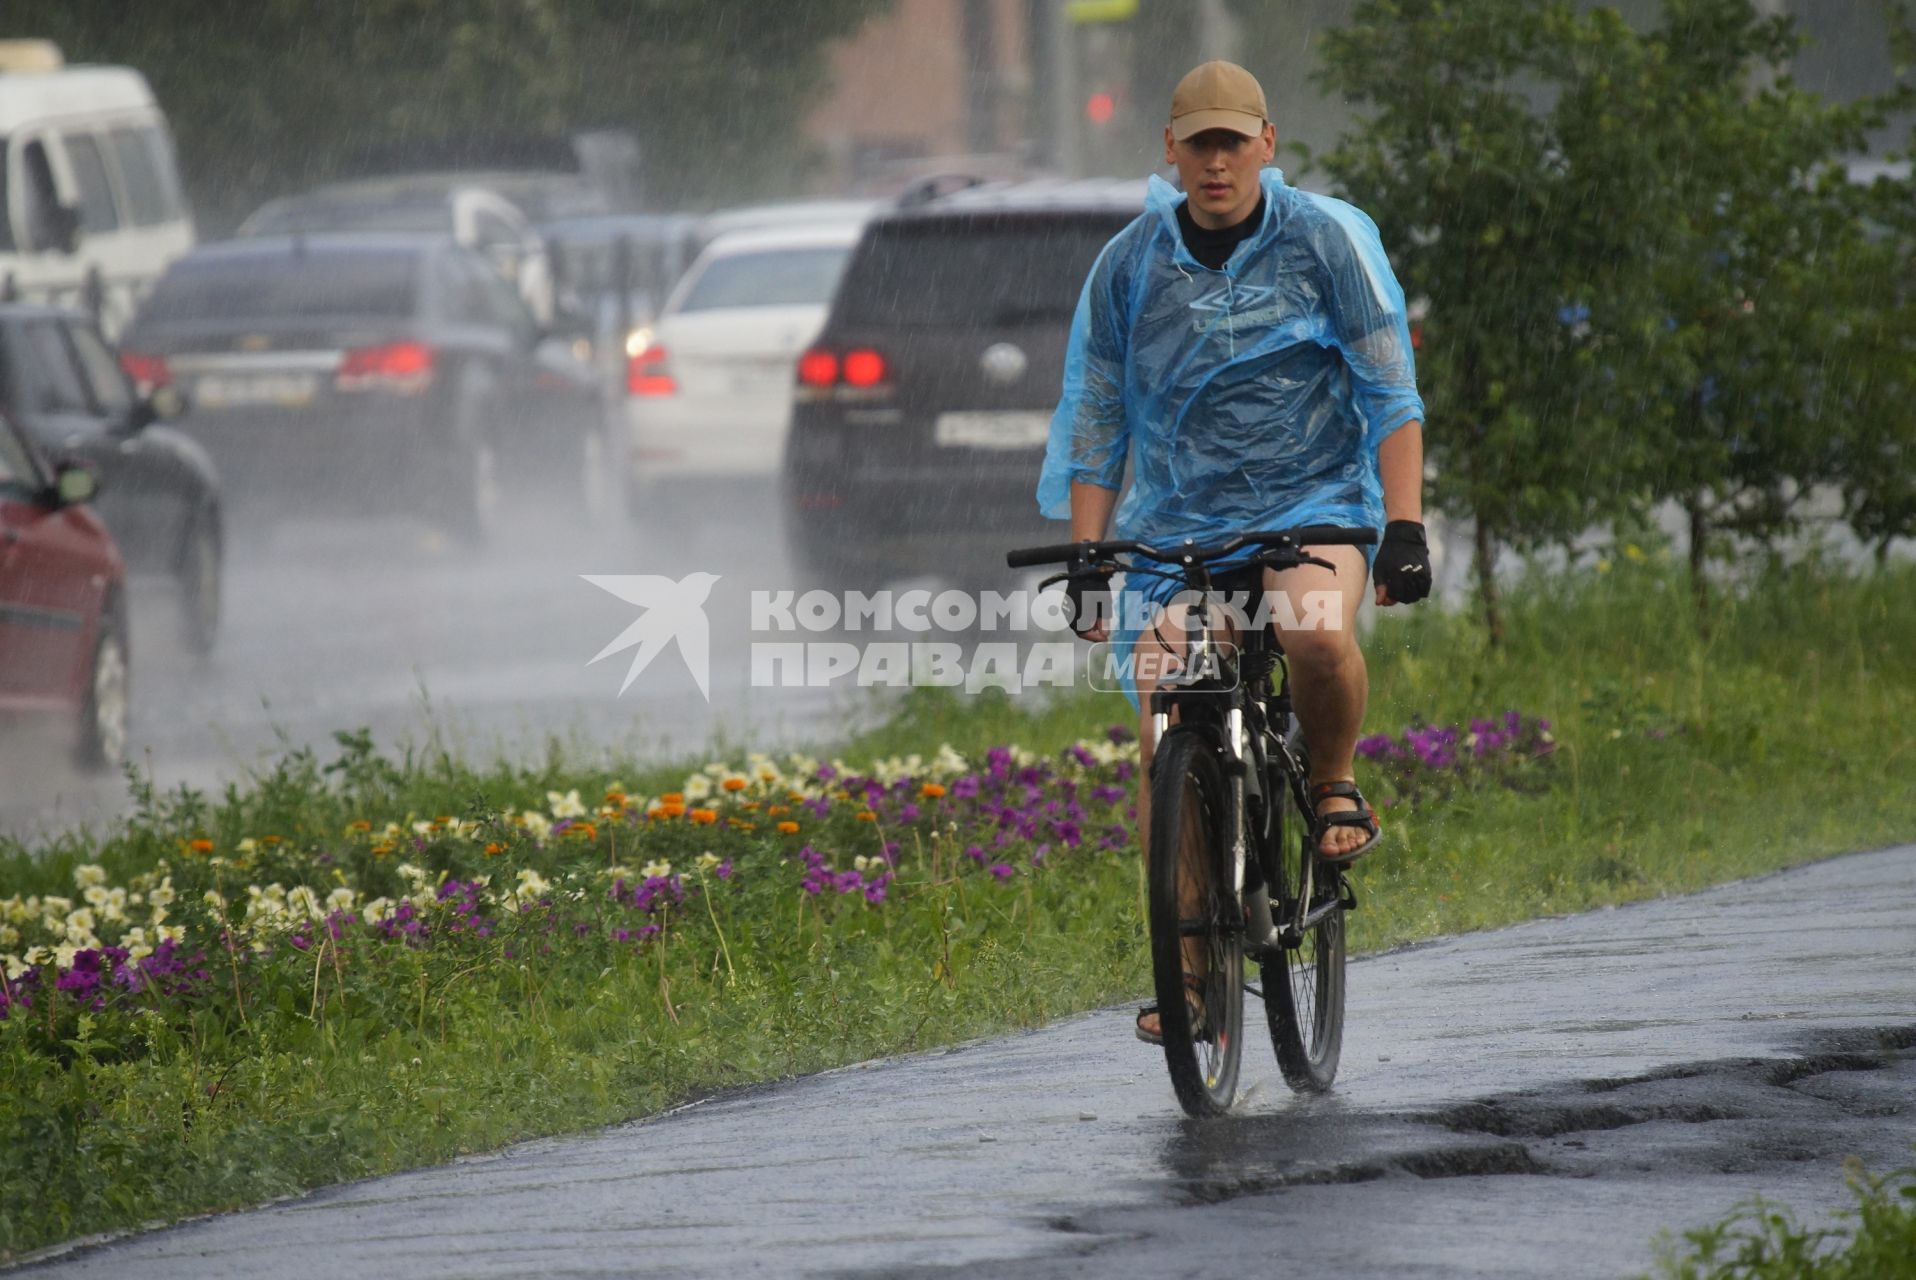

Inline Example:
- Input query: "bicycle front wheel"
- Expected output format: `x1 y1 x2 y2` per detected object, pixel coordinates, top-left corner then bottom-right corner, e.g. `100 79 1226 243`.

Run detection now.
1148 727 1244 1116
1263 729 1347 1092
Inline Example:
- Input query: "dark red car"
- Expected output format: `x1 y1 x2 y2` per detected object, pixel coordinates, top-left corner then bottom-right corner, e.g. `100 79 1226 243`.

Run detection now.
0 409 127 770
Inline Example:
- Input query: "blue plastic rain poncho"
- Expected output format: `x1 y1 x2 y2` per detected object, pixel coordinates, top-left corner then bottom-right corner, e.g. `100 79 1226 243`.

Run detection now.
1037 167 1423 554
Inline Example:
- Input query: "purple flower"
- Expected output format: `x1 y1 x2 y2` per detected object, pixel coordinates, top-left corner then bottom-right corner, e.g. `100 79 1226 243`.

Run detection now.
988 863 1015 881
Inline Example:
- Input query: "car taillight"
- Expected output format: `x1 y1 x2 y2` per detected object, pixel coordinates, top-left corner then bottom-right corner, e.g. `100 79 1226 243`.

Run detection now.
795 347 891 403
797 349 838 388
337 341 436 393
843 349 887 387
120 351 170 389
627 345 676 396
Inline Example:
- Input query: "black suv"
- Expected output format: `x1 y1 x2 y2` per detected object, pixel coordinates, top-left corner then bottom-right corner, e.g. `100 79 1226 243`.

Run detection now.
782 180 1143 580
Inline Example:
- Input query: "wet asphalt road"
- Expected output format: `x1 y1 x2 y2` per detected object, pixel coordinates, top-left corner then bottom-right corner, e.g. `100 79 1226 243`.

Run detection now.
0 479 875 844
18 844 1914 1279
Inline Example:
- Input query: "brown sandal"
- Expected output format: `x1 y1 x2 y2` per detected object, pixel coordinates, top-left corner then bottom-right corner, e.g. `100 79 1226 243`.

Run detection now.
1135 973 1210 1045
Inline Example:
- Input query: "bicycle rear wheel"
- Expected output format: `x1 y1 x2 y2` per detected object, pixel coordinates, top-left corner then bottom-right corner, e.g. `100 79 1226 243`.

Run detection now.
1148 727 1244 1116
1263 728 1347 1092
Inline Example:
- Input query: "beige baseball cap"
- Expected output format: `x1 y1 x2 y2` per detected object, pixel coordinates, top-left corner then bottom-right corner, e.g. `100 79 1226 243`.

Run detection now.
1169 60 1268 140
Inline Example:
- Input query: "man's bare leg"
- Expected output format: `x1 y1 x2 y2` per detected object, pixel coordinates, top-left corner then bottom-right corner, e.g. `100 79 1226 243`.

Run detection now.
1264 545 1371 858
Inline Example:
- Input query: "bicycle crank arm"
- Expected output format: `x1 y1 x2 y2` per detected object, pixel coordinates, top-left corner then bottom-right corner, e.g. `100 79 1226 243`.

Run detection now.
1278 893 1343 947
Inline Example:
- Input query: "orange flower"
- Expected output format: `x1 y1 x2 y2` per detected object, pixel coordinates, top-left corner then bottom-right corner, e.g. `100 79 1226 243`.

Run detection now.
603 789 626 805
787 790 806 802
371 843 394 858
733 821 756 832
657 801 687 819
741 801 761 812
484 842 505 856
767 804 790 817
722 777 747 792
188 838 214 854
855 810 877 823
261 834 284 846
689 808 719 825
660 792 685 805
835 789 852 801
776 821 801 835
919 783 947 799
347 820 372 833
569 820 599 841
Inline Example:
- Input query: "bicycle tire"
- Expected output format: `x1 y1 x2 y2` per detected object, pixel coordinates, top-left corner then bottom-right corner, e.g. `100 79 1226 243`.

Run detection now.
1148 727 1245 1116
1262 727 1347 1092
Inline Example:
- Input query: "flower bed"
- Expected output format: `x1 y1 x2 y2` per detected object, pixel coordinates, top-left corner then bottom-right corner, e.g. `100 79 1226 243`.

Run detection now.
1 732 1141 1059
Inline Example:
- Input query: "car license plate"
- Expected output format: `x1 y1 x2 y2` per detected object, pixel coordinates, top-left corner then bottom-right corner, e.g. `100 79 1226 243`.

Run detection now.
934 411 1051 449
195 373 319 409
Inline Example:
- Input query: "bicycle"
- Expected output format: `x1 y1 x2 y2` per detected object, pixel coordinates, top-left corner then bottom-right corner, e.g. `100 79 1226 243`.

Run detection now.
1007 525 1377 1116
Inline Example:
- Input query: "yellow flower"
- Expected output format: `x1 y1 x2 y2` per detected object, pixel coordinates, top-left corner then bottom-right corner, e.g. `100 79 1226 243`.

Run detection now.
696 852 722 873
1622 543 1647 564
640 860 673 879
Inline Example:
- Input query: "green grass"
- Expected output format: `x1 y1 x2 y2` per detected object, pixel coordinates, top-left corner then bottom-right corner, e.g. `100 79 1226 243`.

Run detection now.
1650 1162 1916 1278
2 558 1913 1261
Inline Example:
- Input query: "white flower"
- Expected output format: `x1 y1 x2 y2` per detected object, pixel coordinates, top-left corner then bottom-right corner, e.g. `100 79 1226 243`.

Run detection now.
933 743 970 778
52 944 78 969
519 811 553 842
74 864 108 889
156 925 185 946
547 789 587 818
363 897 395 925
701 762 729 778
148 879 176 909
514 869 551 905
236 838 258 855
42 896 73 917
681 774 713 800
326 887 357 914
2 953 29 980
640 860 673 880
695 852 722 873
121 926 152 962
0 924 15 949
203 890 228 910
854 855 876 873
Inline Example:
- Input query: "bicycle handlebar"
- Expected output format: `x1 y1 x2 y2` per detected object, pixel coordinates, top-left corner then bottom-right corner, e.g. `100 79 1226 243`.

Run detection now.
1006 525 1378 570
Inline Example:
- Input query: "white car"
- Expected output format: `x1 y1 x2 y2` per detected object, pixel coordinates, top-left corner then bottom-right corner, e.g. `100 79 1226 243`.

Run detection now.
624 221 862 485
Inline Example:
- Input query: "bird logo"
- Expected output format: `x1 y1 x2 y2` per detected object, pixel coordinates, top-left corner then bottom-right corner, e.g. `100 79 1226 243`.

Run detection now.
582 572 721 700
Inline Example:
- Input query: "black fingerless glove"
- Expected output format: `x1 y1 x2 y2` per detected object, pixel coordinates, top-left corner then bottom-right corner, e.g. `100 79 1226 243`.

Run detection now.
1062 557 1116 638
1374 520 1432 604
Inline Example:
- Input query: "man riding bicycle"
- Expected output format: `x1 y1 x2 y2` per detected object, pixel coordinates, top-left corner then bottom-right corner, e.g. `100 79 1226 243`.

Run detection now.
1035 61 1431 1044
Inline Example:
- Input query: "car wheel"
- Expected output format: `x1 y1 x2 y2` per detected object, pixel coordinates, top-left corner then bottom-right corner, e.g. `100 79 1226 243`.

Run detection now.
177 510 222 657
442 434 502 547
579 423 624 529
75 616 130 772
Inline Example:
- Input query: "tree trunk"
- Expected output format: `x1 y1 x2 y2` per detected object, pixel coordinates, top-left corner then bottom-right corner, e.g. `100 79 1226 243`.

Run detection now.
1686 493 1710 626
1473 517 1505 646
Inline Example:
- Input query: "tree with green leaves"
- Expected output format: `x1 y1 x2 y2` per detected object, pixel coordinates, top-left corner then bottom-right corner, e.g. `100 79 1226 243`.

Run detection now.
1312 0 1653 643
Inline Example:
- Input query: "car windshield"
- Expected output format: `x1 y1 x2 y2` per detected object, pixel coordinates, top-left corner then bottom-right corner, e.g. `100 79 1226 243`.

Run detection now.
675 246 851 313
835 216 1127 329
140 252 420 322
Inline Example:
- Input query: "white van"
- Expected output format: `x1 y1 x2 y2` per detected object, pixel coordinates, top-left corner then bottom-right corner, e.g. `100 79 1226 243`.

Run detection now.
0 41 194 337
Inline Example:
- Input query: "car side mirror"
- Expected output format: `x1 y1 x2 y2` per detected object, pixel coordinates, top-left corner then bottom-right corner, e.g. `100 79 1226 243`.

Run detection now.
52 460 98 506
53 203 83 256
